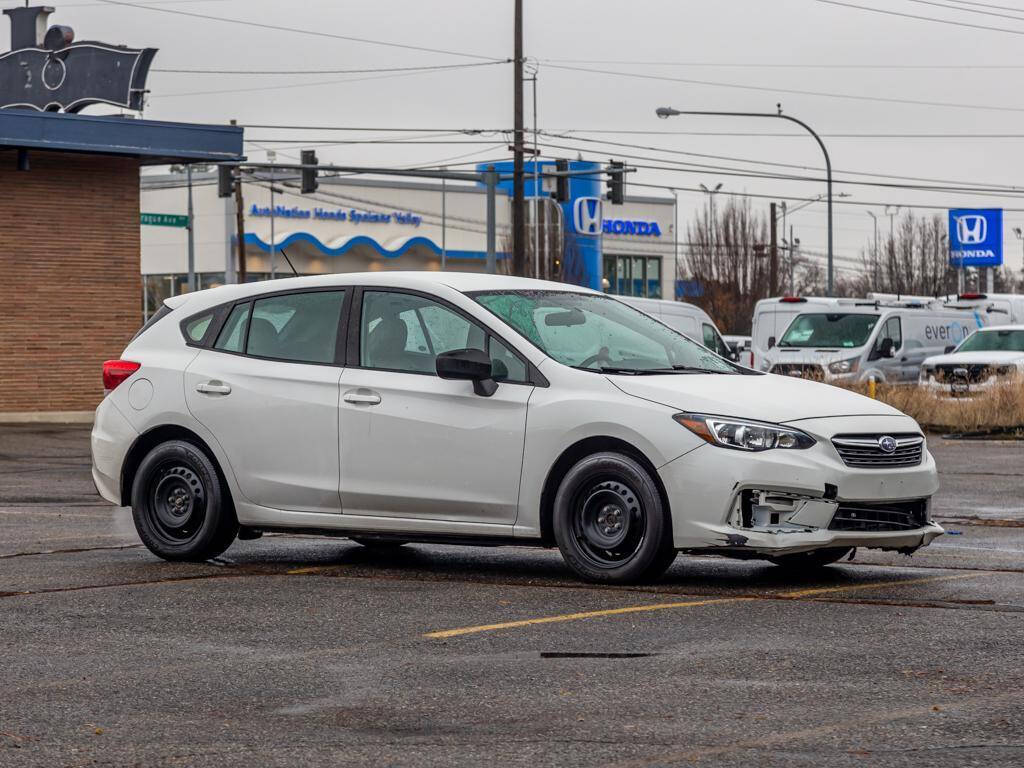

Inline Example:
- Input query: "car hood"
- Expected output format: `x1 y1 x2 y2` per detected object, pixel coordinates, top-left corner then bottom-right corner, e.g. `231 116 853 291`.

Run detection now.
767 347 863 366
609 372 903 423
923 350 1024 366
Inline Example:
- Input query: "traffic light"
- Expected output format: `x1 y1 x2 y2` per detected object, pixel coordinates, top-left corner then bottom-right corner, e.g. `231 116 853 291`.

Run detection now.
555 159 569 202
217 164 234 198
300 149 318 194
607 160 625 205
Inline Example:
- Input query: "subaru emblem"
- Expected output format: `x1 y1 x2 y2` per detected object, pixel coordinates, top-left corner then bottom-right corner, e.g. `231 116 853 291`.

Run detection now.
877 435 897 454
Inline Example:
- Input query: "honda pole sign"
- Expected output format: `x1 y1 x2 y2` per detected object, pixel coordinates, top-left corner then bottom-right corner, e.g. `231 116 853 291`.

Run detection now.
948 208 1002 268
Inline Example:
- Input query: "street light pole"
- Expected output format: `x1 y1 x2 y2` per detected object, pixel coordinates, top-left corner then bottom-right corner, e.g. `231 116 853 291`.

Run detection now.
699 182 723 260
669 187 679 300
867 210 879 290
656 104 835 295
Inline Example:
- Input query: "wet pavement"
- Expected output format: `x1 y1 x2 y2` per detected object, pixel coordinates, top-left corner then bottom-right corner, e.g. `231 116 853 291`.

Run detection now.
1 424 1022 767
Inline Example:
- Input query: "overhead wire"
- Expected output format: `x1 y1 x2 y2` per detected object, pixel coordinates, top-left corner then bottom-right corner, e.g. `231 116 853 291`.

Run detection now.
94 0 504 60
816 0 1024 34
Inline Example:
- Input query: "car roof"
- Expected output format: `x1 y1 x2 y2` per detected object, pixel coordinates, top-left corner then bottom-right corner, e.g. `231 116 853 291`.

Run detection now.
166 271 596 312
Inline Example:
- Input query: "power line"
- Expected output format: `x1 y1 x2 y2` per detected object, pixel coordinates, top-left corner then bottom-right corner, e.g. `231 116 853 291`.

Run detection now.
539 130 1024 192
539 59 1024 69
94 0 502 61
816 0 1024 35
158 65 501 98
153 61 509 75
535 139 1024 198
902 0 1024 22
544 62 1024 113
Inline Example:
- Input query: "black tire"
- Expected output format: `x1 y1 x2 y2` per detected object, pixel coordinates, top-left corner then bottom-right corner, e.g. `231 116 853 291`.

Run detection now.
553 452 676 584
768 547 852 570
131 440 238 562
350 536 409 549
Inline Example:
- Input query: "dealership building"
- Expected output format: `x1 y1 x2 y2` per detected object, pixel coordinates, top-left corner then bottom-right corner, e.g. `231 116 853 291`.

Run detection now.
140 163 680 318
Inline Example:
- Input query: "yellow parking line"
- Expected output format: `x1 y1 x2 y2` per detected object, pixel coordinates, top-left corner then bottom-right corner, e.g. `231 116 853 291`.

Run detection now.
780 571 984 599
286 565 350 576
424 597 751 639
424 571 989 639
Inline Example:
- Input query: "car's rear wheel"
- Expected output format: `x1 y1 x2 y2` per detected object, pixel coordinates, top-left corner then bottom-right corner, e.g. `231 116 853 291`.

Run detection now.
553 452 676 584
131 440 237 561
768 547 852 570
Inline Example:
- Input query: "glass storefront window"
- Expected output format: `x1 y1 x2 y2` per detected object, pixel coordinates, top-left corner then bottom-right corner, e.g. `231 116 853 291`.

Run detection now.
602 255 663 299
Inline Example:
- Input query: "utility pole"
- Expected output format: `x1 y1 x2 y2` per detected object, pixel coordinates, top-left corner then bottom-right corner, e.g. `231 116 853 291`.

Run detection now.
234 172 247 283
485 165 497 274
769 201 778 296
186 163 196 292
511 0 526 276
867 210 878 290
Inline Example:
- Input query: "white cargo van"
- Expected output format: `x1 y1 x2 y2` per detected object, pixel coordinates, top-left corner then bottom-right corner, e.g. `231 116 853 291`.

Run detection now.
751 297 842 371
941 293 1024 326
617 296 733 359
763 302 986 384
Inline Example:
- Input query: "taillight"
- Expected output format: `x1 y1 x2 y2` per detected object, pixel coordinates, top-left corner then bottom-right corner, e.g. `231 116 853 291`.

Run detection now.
779 296 806 303
103 360 141 393
960 293 986 300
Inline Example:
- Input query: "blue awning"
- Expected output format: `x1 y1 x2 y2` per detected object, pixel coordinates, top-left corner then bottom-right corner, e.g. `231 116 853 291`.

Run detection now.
0 109 243 165
244 231 505 261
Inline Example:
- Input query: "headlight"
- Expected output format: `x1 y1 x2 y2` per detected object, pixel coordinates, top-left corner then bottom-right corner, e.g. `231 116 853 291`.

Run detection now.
828 357 859 375
996 365 1015 376
673 413 816 452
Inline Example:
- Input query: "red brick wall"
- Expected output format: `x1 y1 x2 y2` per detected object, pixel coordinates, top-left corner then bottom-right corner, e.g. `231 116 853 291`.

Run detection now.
0 151 141 414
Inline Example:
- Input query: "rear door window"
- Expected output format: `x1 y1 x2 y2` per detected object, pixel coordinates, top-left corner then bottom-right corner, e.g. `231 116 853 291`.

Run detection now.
247 291 346 364
214 302 251 353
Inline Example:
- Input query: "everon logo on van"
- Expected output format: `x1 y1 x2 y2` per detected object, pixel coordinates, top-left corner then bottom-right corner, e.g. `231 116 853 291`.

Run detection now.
924 321 972 342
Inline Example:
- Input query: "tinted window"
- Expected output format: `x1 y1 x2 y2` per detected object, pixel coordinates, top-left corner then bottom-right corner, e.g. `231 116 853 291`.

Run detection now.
184 312 214 344
958 329 1024 352
361 291 486 374
215 302 250 353
247 291 345 364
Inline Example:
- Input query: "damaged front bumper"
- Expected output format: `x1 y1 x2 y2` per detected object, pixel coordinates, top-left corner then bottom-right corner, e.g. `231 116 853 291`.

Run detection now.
658 415 942 556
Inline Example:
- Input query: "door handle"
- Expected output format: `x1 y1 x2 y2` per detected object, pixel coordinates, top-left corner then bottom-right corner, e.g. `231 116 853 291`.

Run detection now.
343 390 381 405
196 380 232 395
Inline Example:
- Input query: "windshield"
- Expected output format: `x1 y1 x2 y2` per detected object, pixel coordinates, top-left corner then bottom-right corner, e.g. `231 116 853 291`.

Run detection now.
779 313 879 349
956 329 1024 353
470 290 739 374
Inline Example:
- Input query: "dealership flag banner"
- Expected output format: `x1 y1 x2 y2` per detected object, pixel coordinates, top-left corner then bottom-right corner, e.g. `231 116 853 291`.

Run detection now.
948 208 1002 268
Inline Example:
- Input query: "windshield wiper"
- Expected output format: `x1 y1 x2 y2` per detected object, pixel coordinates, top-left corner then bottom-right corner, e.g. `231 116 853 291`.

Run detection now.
668 364 729 374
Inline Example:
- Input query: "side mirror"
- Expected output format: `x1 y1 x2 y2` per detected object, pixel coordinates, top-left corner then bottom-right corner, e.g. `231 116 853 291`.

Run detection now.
767 336 776 349
944 345 955 354
878 337 894 359
436 348 497 397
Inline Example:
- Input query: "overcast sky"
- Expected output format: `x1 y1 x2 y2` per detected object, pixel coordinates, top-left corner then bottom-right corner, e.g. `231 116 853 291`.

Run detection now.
38 0 1024 276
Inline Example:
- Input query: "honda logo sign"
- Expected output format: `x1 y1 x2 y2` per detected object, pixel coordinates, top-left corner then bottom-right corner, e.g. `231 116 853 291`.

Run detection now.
572 197 603 236
948 208 1002 268
955 215 987 245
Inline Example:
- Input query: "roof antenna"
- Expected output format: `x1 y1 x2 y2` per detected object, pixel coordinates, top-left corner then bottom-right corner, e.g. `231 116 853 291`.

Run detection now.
279 247 299 276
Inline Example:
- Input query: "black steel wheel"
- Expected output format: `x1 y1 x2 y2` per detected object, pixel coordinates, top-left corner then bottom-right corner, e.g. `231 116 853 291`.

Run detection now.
131 440 237 561
553 452 675 584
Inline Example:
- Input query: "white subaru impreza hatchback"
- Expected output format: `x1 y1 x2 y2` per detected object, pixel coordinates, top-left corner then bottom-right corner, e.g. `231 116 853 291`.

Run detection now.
92 272 942 583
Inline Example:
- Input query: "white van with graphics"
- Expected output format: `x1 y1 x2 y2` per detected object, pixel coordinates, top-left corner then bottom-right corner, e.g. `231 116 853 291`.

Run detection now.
763 303 984 384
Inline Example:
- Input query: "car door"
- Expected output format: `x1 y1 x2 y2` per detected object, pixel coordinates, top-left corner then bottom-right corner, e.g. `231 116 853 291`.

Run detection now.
870 315 906 381
184 288 348 514
338 288 533 525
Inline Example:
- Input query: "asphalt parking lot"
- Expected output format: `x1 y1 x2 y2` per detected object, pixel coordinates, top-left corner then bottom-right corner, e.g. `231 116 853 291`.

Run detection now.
1 425 1022 767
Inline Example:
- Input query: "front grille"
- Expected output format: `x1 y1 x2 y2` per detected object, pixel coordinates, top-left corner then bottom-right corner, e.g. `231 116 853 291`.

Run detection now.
832 434 924 468
770 363 825 381
829 498 929 531
934 364 991 384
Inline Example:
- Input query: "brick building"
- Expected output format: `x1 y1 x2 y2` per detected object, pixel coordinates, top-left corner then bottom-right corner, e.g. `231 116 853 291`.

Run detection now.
0 110 242 420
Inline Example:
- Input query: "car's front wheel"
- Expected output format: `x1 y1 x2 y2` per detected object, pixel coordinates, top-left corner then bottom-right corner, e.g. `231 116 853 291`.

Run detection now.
131 440 238 561
552 452 676 584
768 547 852 570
